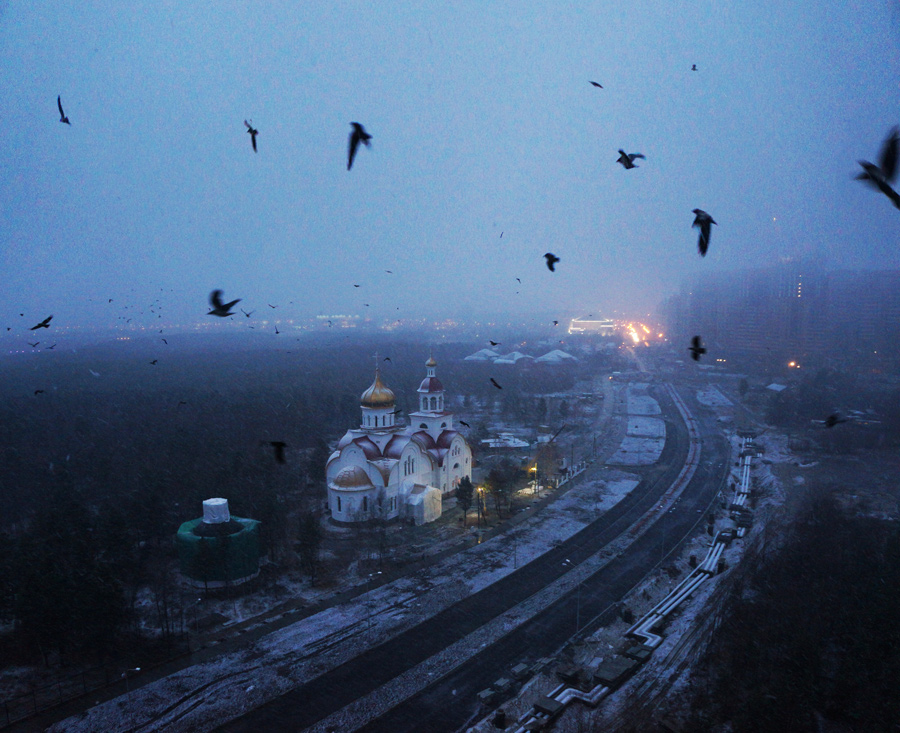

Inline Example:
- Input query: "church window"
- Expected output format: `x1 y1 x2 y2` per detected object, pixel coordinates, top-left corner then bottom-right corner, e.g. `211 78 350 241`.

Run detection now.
441 422 447 428
420 423 427 429
454 463 459 469
363 496 368 512
337 496 342 512
430 396 436 410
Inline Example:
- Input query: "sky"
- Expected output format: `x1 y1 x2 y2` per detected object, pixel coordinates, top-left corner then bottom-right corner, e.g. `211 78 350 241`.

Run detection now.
2 1 900 332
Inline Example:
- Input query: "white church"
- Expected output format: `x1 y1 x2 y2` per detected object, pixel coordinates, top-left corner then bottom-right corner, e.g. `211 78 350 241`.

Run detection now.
326 356 473 525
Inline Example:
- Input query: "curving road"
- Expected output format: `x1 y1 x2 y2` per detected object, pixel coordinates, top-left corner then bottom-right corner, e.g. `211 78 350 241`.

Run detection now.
219 383 729 733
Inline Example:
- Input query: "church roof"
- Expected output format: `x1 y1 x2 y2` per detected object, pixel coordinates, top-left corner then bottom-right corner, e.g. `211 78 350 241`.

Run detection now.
360 368 395 407
332 466 374 489
436 430 460 449
351 435 381 460
417 376 444 393
425 355 437 367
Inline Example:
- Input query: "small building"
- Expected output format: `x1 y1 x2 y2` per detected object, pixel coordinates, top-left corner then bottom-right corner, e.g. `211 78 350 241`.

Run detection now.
176 498 261 588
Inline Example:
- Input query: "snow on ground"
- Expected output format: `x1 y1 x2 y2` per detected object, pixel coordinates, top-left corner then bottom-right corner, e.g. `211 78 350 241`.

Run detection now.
626 416 665 439
608 436 665 465
626 394 661 415
51 470 641 733
696 385 732 408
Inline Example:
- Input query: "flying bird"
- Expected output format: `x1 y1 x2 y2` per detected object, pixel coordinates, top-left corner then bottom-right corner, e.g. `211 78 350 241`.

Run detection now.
149 359 158 365
489 340 501 346
244 120 258 152
384 357 391 362
269 441 287 464
490 378 502 389
589 81 603 88
89 369 100 377
857 127 898 186
691 64 697 71
274 325 280 334
208 289 241 317
824 413 849 428
28 342 39 347
391 409 403 415
552 320 559 326
692 209 717 256
858 163 900 210
34 389 45 395
268 303 277 309
45 343 57 350
57 96 70 124
30 316 53 331
459 420 470 428
688 336 706 362
161 339 168 344
515 278 521 283
353 284 360 288
617 150 645 169
544 253 560 272
241 309 255 318
348 122 372 170
385 270 393 274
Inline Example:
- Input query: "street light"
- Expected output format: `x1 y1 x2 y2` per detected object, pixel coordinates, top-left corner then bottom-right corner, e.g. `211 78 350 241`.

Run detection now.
366 571 382 638
121 667 141 693
561 559 582 634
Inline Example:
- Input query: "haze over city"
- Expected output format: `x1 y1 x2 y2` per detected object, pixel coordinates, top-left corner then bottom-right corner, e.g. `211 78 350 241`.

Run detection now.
4 1 900 332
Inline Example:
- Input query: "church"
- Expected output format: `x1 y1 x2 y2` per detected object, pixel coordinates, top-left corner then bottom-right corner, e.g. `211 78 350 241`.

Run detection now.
326 356 473 525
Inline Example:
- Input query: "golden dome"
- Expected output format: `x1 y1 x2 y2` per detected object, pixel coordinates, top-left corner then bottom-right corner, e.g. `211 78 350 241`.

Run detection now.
332 466 374 489
360 368 395 407
425 355 437 367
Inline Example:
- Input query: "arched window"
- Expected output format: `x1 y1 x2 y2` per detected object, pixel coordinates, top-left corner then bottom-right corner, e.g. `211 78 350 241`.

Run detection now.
337 496 342 512
363 496 368 512
420 423 427 429
441 422 447 428
430 396 437 410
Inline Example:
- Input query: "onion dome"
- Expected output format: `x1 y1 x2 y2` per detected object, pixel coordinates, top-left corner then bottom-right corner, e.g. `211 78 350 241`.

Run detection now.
360 368 395 407
425 355 437 367
332 466 374 489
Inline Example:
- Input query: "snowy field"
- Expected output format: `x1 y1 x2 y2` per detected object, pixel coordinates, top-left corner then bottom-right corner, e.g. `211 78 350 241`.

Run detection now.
51 470 641 733
626 416 666 439
626 383 661 415
696 385 732 408
608 436 665 465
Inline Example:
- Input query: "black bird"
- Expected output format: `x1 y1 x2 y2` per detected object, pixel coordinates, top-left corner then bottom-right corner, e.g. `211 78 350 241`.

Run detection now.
28 341 39 347
348 122 372 170
489 340 501 346
385 270 393 273
688 335 706 361
692 209 717 256
500 232 504 238
244 120 258 152
459 420 470 428
384 357 391 362
57 96 70 124
161 338 168 344
515 277 521 283
353 284 360 288
544 253 560 272
269 441 287 464
617 150 645 169
589 81 603 88
691 64 697 71
30 315 53 331
178 400 188 407
857 127 898 187
268 303 277 309
553 320 559 326
391 409 403 415
149 359 158 365
824 413 849 428
274 325 280 334
490 377 502 389
241 309 255 318
45 343 57 350
208 290 241 317
34 389 45 395
858 163 900 210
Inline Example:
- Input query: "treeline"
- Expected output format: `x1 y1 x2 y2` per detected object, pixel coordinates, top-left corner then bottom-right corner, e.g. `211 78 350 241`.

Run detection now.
683 494 900 731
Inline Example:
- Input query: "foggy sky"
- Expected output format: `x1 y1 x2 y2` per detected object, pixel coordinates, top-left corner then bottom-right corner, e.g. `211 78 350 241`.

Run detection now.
2 1 900 333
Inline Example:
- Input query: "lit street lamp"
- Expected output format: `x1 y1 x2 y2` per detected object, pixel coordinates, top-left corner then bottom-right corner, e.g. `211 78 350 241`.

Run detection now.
121 667 141 693
561 559 582 634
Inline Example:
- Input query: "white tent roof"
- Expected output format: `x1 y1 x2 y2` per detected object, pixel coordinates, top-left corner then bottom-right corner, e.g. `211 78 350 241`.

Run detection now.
534 349 578 363
464 348 501 361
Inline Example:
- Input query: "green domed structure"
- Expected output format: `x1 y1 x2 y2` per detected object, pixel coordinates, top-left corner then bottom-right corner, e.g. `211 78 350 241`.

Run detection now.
176 498 261 588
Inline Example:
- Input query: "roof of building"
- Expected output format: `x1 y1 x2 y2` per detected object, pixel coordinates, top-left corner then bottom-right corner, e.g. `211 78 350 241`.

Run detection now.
464 348 501 361
534 349 578 363
332 465 374 489
360 368 395 407
418 376 445 393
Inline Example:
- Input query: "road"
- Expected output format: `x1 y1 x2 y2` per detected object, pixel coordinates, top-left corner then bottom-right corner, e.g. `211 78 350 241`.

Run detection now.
220 383 730 733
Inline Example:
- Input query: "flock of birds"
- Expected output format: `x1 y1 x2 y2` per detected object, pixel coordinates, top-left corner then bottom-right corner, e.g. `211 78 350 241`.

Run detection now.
32 84 893 437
